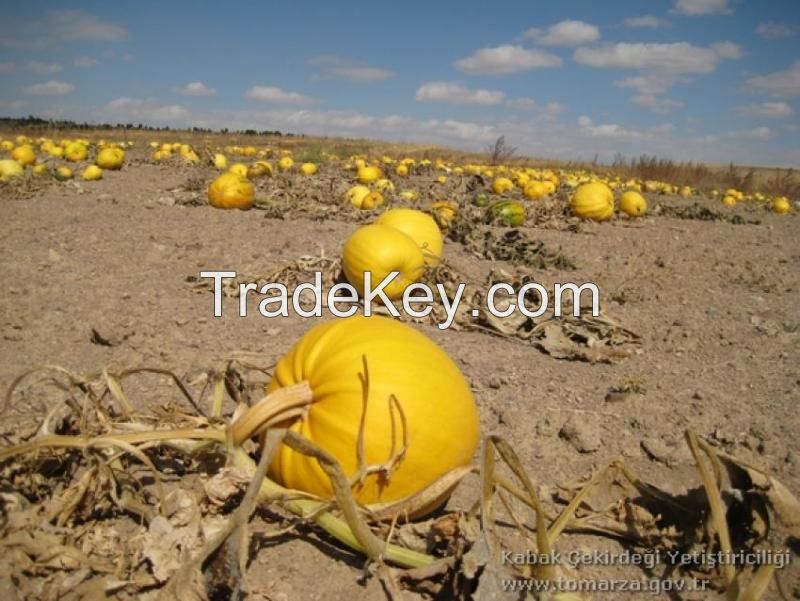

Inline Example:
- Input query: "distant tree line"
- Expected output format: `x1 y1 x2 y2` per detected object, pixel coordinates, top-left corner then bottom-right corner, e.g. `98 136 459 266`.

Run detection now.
0 115 297 137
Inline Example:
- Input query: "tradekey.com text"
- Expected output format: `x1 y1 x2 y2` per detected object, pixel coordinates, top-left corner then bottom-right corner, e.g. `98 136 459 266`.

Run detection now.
200 270 600 330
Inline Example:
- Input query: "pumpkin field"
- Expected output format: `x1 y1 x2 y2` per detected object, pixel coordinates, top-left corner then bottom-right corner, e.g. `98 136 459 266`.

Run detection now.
0 132 798 600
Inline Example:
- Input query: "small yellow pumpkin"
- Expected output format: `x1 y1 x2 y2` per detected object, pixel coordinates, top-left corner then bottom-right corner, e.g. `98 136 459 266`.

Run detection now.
772 197 791 214
11 145 36 166
357 165 383 184
491 177 514 195
342 224 424 299
375 208 443 265
523 180 549 200
430 200 458 230
0 159 24 181
82 165 103 181
266 315 480 507
64 142 89 162
619 190 647 217
570 182 614 221
54 166 74 181
208 172 255 210
96 147 125 170
346 185 371 208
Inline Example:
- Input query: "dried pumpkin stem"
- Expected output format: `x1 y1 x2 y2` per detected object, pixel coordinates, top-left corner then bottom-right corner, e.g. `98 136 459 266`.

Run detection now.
228 446 434 568
227 382 313 445
686 431 737 588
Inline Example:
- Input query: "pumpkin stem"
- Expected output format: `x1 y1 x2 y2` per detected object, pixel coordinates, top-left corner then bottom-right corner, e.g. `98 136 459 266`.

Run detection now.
350 358 409 492
227 382 313 445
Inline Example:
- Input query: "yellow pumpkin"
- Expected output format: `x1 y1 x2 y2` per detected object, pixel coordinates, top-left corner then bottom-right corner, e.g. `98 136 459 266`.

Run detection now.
0 159 24 181
213 153 228 169
773 197 791 214
64 142 89 162
54 166 74 181
430 200 458 229
357 165 383 184
82 165 103 181
619 190 647 217
375 208 443 265
246 163 270 179
96 147 125 170
11 145 36 166
374 178 395 193
278 156 294 171
570 182 614 221
300 162 318 176
342 224 424 299
266 315 480 506
722 195 737 207
523 180 549 200
255 160 274 176
360 191 386 210
208 172 255 210
346 184 371 208
492 177 514 195
228 163 249 177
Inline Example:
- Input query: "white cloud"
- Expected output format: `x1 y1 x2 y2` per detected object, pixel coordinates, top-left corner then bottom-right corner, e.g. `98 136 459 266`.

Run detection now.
50 10 128 41
615 75 682 95
624 16 670 29
632 94 684 113
728 127 771 141
737 102 793 119
710 41 743 59
0 62 15 74
73 56 100 68
177 81 216 97
23 80 74 96
26 61 62 74
415 81 505 105
756 22 799 39
526 20 600 47
542 102 565 117
672 0 731 16
455 45 561 75
246 86 314 105
577 115 647 140
574 42 732 75
0 10 128 48
746 62 800 97
507 97 537 110
307 55 393 82
105 97 188 122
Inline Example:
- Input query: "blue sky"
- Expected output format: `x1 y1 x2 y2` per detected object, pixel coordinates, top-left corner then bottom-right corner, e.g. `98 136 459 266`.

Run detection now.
1 0 799 166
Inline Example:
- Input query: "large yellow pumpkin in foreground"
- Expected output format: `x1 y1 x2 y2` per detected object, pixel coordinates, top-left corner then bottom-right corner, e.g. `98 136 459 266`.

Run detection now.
570 182 615 221
267 315 480 506
375 208 443 265
208 172 255 210
342 224 424 299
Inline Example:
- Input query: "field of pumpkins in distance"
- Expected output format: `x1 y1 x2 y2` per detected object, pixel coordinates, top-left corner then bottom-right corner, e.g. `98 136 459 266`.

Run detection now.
0 130 799 601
